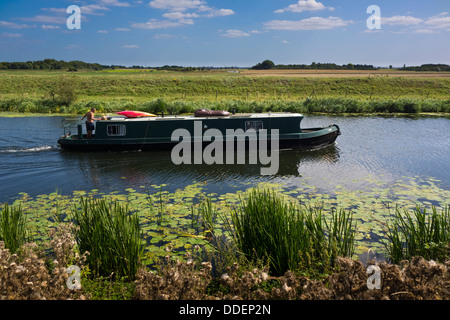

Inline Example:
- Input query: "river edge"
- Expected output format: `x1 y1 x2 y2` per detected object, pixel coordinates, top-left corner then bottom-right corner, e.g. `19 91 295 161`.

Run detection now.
1 111 449 118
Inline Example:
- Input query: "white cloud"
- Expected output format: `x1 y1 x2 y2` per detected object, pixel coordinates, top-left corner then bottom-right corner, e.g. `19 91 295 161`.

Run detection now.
115 27 131 31
275 0 331 14
221 29 250 38
413 29 437 34
163 12 199 20
204 8 234 18
132 19 192 29
281 40 290 44
42 25 61 30
382 16 423 26
153 33 175 39
141 0 234 29
0 32 23 38
98 30 109 34
18 15 66 24
41 8 66 14
425 12 450 29
0 21 33 29
377 12 450 34
99 0 131 7
80 4 110 15
149 0 206 12
265 17 352 31
123 44 139 48
64 44 81 50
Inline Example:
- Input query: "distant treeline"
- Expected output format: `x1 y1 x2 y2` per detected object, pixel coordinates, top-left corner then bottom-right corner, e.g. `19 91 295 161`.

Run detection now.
251 60 376 70
0 59 102 71
399 64 450 72
276 62 376 70
251 60 450 72
0 59 242 72
106 65 242 72
1 59 449 72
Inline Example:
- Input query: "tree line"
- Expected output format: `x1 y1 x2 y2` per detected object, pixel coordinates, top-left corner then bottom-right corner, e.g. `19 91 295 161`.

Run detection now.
251 60 450 72
399 64 450 72
251 60 376 70
1 58 448 72
0 59 102 71
0 59 243 72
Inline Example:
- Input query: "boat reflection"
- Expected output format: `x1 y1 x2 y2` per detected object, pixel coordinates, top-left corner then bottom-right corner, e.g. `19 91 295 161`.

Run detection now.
58 143 340 193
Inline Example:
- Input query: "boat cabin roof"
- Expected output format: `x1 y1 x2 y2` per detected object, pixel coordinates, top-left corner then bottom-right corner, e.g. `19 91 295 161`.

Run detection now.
105 112 304 122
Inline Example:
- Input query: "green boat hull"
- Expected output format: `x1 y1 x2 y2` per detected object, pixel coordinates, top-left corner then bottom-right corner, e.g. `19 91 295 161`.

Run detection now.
58 113 340 151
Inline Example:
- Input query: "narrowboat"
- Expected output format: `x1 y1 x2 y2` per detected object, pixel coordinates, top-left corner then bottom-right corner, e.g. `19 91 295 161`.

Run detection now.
57 111 340 152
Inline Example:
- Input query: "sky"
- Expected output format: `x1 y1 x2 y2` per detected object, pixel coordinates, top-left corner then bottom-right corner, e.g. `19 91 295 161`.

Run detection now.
0 0 449 67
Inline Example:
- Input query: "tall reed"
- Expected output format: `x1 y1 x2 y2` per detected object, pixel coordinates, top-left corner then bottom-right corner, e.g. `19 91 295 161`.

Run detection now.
70 197 144 280
230 189 356 276
0 203 28 253
385 205 450 263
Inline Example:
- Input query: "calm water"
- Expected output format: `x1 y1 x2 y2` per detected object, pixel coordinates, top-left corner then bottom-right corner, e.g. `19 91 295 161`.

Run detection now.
0 115 449 203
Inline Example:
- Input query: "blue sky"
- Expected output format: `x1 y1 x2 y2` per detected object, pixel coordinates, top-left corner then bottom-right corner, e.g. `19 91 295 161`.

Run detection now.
0 0 449 67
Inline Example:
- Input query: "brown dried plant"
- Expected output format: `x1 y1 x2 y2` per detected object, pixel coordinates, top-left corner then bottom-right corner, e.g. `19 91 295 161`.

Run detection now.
0 223 89 300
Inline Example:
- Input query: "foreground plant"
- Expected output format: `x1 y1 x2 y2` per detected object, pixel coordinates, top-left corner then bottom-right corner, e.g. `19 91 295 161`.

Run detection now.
71 197 144 280
0 203 28 254
385 205 450 264
230 188 356 276
0 223 88 300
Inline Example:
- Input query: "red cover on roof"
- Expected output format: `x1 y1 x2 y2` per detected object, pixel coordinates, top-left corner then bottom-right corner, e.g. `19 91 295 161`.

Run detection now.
116 111 157 118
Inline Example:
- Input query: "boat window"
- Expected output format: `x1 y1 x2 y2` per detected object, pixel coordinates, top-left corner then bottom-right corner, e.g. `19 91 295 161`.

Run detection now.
107 124 126 136
245 121 263 131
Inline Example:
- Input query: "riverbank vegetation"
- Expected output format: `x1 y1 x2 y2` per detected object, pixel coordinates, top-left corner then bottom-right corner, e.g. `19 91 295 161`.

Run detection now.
0 70 449 116
1 179 449 300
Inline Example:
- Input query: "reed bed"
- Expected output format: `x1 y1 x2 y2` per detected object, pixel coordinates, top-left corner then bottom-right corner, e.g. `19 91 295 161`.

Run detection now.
229 189 356 276
1 96 448 115
0 204 28 254
385 205 450 264
70 197 144 280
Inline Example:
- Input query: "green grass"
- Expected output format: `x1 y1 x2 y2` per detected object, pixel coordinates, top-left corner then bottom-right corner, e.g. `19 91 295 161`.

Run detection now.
0 203 28 253
70 197 144 280
229 188 356 276
385 205 450 264
0 70 449 115
1 96 449 116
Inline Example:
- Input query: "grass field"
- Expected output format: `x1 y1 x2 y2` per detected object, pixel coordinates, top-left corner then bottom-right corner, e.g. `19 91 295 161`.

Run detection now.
0 69 449 115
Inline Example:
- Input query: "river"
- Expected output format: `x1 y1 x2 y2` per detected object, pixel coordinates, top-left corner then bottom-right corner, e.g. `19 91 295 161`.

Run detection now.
0 114 449 204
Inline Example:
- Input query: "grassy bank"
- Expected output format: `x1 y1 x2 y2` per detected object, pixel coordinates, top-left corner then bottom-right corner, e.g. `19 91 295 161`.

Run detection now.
1 96 449 116
0 70 449 115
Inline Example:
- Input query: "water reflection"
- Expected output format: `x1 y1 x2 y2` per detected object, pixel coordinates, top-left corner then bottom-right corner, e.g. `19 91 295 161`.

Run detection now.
58 143 341 194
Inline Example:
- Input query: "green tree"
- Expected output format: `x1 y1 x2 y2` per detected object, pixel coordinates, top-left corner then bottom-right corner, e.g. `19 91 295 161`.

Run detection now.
251 60 275 70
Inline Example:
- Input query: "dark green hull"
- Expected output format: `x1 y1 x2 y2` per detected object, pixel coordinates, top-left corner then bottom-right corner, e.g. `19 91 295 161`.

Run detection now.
58 113 340 151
